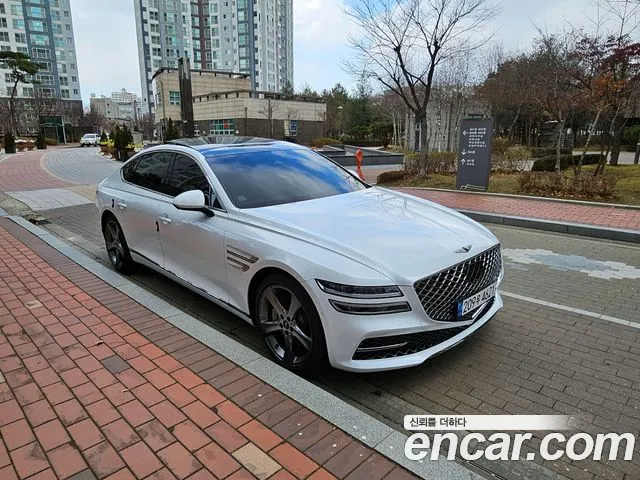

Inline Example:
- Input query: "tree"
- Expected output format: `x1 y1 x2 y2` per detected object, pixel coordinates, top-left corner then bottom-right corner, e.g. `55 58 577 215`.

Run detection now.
298 83 319 97
139 113 155 140
164 118 181 141
81 107 105 132
282 80 294 95
321 83 350 137
259 98 279 138
530 32 585 172
347 0 497 175
0 51 41 135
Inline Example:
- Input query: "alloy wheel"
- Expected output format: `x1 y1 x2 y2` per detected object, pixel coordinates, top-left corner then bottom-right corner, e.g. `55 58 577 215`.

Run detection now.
104 219 125 269
258 285 313 368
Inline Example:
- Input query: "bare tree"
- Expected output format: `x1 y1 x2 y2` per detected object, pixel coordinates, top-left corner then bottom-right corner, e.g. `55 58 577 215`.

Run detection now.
346 0 497 175
259 98 279 138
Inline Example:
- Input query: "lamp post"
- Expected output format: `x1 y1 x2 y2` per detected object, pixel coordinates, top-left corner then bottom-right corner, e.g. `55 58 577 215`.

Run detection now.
337 105 343 138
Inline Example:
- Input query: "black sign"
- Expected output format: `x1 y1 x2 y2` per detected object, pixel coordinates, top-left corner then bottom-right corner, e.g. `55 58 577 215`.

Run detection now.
455 118 493 191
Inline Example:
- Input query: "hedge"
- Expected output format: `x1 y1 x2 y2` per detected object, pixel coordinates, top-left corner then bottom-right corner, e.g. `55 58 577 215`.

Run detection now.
531 147 573 158
310 137 341 148
376 170 405 184
531 154 603 172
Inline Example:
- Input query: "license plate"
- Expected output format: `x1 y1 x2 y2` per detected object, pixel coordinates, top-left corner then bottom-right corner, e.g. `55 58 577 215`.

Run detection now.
458 283 497 317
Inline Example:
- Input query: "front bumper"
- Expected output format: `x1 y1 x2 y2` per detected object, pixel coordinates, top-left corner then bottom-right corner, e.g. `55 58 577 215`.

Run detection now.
305 281 503 372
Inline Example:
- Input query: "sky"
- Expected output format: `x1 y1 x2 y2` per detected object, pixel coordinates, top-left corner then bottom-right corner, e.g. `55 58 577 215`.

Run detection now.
70 0 614 105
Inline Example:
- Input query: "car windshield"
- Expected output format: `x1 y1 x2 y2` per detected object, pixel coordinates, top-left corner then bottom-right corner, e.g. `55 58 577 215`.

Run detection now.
205 147 367 209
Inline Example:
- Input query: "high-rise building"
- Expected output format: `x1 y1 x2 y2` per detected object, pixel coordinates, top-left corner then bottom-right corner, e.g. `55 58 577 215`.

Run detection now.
134 0 293 115
0 0 82 101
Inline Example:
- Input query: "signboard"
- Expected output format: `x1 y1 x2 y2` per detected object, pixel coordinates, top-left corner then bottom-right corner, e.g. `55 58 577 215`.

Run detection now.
285 119 298 137
455 118 493 191
39 116 63 127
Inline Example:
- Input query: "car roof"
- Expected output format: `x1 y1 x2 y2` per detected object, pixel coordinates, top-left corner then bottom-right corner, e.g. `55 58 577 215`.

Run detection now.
164 136 304 158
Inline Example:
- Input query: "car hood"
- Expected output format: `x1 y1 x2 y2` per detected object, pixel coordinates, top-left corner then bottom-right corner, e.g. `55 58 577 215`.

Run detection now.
241 188 499 283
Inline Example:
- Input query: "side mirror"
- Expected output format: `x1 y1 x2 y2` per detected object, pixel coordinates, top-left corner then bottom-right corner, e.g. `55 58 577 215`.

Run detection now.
173 190 214 217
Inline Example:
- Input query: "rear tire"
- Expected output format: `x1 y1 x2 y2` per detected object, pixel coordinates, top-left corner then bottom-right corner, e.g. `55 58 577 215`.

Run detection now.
255 273 328 376
102 215 135 273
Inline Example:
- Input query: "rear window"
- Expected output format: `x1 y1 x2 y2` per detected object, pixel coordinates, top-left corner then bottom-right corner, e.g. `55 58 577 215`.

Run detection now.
205 147 366 209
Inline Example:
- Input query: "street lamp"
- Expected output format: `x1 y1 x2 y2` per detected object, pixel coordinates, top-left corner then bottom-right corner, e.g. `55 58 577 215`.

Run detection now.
337 105 343 138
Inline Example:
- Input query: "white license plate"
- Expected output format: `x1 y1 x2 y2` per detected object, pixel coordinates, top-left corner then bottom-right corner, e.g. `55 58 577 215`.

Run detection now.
458 283 497 317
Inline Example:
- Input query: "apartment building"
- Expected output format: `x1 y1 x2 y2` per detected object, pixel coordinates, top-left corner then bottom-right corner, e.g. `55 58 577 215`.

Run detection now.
134 0 293 115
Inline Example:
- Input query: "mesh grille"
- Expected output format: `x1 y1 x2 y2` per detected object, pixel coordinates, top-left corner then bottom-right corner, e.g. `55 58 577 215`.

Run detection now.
414 245 502 322
353 300 493 360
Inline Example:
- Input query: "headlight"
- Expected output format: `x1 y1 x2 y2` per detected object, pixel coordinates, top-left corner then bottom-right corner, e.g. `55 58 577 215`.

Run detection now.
329 299 411 315
316 279 403 299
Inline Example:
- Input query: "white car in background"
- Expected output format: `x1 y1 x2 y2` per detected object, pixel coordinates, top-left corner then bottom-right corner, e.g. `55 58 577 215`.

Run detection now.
95 138 503 374
80 133 99 147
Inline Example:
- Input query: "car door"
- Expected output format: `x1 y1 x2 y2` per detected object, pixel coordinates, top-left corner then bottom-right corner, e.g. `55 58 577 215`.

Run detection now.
116 151 174 268
159 152 229 302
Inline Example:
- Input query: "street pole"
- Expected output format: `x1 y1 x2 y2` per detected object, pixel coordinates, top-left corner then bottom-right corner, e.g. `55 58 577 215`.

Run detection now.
635 142 640 165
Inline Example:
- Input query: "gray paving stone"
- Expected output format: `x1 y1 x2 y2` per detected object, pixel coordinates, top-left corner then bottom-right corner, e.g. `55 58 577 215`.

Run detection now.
101 355 130 374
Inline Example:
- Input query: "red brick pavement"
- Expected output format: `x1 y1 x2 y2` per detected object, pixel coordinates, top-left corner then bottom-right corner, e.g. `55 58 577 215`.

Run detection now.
0 150 74 192
0 218 417 480
397 188 640 231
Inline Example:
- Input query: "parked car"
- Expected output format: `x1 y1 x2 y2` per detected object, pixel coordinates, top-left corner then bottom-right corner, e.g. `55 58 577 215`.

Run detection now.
80 133 99 147
95 139 503 374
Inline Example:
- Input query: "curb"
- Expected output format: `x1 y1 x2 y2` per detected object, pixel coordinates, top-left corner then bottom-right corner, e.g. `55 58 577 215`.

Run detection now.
4 214 483 480
459 210 640 243
397 187 640 211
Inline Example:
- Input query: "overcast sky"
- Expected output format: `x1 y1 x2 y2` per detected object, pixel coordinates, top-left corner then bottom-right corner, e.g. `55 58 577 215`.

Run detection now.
70 0 616 105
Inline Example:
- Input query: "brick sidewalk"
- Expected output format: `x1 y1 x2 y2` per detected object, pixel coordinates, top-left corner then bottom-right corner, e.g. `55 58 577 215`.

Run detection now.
0 150 75 193
397 188 640 231
0 218 417 480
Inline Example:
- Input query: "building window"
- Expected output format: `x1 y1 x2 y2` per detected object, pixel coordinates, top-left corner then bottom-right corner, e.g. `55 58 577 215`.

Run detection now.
73 88 78 95
210 119 236 136
14 33 26 44
61 89 70 99
16 46 28 54
169 91 180 105
26 6 45 18
66 24 71 31
23 87 33 97
10 4 20 16
12 18 24 29
59 76 68 86
71 76 77 83
0 32 8 42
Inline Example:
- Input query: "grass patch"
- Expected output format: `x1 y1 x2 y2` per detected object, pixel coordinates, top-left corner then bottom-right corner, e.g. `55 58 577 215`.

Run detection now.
380 164 640 205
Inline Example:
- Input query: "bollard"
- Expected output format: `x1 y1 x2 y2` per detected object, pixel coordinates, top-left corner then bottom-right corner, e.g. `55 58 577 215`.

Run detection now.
635 142 640 165
355 149 365 180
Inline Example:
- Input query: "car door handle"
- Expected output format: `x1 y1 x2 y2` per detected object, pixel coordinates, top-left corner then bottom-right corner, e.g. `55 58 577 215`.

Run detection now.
116 201 127 209
158 215 172 224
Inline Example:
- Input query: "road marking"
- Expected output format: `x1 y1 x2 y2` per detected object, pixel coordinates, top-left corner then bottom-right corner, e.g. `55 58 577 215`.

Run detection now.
500 290 640 329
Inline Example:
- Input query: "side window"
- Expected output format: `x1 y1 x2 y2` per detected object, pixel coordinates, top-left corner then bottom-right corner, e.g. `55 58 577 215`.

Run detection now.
121 157 140 183
128 152 173 193
167 154 217 206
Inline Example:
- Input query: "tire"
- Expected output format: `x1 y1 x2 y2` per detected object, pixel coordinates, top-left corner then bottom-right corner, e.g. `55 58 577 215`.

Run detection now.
102 215 135 273
255 273 328 376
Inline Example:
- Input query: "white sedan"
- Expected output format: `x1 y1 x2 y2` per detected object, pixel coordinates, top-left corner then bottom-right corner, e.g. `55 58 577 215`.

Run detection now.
96 139 503 374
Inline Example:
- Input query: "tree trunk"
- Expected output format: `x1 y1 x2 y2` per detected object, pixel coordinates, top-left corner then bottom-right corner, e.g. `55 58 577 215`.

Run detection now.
555 117 566 173
609 119 625 166
508 106 521 143
576 109 601 176
418 115 429 176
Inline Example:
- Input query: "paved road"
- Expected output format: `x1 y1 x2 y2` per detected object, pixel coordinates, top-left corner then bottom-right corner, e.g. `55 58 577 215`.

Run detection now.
6 147 640 479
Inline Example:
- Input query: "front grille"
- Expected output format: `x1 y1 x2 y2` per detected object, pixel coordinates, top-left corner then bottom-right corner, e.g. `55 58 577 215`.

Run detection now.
414 245 502 322
353 300 493 360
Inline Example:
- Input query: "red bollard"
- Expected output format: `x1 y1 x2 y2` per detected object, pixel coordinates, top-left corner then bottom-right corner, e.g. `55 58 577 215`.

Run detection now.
355 149 365 180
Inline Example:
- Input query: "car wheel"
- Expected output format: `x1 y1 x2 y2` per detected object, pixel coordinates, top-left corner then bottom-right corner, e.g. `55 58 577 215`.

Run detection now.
102 216 134 273
255 274 328 376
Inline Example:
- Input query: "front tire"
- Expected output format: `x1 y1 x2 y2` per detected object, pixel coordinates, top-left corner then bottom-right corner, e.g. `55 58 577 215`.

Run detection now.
102 215 134 273
255 274 328 376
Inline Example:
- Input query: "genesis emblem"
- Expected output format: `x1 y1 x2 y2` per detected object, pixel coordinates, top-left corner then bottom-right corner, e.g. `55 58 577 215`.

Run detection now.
456 245 472 253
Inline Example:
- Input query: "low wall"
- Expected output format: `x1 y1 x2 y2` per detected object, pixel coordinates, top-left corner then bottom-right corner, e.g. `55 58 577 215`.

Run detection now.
318 145 404 166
